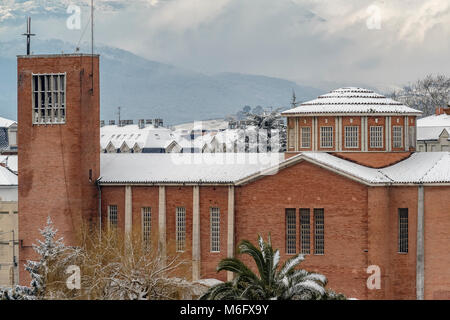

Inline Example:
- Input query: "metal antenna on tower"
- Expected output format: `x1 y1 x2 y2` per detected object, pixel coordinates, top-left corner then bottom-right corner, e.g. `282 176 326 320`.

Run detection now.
90 0 95 94
22 17 36 55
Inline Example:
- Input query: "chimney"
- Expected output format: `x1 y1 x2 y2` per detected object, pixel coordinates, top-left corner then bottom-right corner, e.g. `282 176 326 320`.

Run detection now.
436 107 450 115
138 119 145 129
109 120 115 126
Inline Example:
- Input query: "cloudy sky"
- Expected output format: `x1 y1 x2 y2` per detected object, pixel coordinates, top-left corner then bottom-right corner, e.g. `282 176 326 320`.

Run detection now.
1 0 450 90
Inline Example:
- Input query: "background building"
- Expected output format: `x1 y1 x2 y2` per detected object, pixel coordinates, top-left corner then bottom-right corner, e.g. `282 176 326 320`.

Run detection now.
417 107 450 152
0 163 18 287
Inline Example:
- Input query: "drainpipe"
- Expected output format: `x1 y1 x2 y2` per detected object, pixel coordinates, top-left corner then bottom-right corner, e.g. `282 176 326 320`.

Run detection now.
417 184 425 300
95 178 102 238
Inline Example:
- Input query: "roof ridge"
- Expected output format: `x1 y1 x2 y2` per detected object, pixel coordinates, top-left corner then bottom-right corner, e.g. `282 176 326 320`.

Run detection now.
419 152 449 183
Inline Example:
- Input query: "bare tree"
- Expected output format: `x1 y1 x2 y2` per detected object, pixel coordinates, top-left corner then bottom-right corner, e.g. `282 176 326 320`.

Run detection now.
390 74 450 117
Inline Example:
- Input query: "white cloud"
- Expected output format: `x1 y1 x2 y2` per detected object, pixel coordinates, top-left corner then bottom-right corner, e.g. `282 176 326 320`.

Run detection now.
1 0 450 90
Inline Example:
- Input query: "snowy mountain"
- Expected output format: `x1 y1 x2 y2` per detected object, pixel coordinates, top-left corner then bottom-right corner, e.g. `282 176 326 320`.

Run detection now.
0 39 321 124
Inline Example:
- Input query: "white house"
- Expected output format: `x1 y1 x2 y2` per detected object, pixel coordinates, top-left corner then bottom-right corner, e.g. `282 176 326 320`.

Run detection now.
417 107 450 152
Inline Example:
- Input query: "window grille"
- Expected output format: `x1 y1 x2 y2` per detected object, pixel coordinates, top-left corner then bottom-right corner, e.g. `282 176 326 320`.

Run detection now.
314 209 324 255
210 208 220 252
345 126 359 148
108 205 118 229
300 208 310 254
286 209 296 254
398 209 408 253
301 127 311 148
320 127 333 148
370 126 383 148
142 207 151 246
176 207 186 252
32 74 66 124
393 126 403 148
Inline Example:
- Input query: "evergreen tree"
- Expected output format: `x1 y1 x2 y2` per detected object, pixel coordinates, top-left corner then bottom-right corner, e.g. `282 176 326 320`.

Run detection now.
0 216 66 300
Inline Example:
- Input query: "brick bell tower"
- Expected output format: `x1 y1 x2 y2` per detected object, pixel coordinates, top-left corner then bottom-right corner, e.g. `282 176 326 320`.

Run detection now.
17 54 100 284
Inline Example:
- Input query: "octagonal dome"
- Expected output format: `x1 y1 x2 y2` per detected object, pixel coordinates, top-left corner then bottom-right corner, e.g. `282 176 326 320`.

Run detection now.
282 87 422 116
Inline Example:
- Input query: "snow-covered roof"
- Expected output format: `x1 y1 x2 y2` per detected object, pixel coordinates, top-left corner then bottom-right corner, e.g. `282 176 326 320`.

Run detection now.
282 87 422 116
417 114 450 141
418 114 450 127
172 119 229 132
0 164 17 186
99 152 450 186
100 124 177 150
417 127 449 141
100 153 285 184
0 116 16 128
0 155 18 173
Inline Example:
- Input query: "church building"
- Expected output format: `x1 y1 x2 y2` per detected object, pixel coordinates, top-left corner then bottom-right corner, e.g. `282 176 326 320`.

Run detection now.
17 55 450 300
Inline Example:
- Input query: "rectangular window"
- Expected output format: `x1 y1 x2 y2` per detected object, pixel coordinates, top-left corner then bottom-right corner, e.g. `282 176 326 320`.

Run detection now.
398 209 408 253
108 205 118 229
32 74 66 124
314 209 324 255
345 126 359 148
210 207 220 252
176 207 186 252
409 126 416 149
288 128 295 149
300 208 310 255
370 126 383 148
300 127 311 148
320 127 333 148
393 126 403 148
286 209 296 254
142 207 151 246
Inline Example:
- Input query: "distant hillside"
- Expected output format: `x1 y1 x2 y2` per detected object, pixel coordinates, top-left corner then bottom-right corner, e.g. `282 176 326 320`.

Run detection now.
0 39 322 124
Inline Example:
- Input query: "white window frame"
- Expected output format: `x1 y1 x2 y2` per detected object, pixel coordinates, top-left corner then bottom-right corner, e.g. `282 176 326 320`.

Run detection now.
320 126 333 148
393 126 403 149
344 126 359 149
176 207 186 252
141 207 151 246
32 73 66 125
210 207 220 253
300 127 311 148
370 126 384 148
288 128 295 149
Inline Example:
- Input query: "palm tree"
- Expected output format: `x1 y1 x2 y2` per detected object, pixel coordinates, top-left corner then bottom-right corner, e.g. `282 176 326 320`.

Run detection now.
200 235 345 300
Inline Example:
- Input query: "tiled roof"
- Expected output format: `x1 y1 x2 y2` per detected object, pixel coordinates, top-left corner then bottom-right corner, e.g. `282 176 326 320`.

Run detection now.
282 87 422 116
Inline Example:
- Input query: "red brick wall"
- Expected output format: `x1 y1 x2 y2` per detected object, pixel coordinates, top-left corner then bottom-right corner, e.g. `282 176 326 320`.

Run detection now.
367 116 386 152
332 152 411 168
101 186 125 231
387 187 417 300
298 117 313 151
131 186 159 236
391 116 405 152
367 187 390 299
18 55 100 285
235 161 370 299
199 186 229 280
317 117 336 151
341 116 362 152
423 186 450 299
166 186 193 270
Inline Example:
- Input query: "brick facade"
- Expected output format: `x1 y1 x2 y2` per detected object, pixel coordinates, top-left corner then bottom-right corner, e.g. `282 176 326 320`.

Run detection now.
18 55 100 284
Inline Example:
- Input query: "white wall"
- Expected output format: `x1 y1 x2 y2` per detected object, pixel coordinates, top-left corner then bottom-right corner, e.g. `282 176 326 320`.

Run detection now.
0 187 18 202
